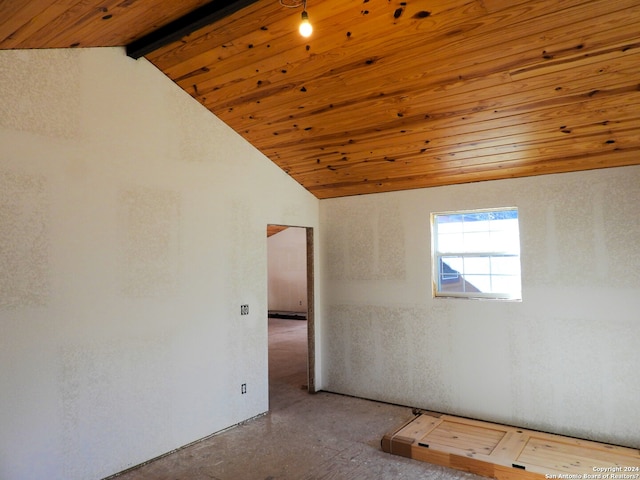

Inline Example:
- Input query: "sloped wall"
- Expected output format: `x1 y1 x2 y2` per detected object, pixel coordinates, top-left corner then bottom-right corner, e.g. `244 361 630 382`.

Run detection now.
0 47 319 480
320 165 640 449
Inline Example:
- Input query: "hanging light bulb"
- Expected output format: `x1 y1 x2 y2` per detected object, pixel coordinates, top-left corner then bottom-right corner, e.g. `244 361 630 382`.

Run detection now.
299 1 312 37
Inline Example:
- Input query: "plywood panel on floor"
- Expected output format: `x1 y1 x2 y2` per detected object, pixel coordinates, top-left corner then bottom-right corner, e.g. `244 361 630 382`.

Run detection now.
382 412 640 480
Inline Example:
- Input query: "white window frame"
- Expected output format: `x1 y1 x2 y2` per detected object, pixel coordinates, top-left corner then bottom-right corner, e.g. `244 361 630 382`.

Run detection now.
431 207 522 301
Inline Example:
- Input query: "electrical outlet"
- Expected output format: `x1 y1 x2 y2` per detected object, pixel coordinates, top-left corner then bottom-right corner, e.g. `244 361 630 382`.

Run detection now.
241 383 247 394
240 304 249 315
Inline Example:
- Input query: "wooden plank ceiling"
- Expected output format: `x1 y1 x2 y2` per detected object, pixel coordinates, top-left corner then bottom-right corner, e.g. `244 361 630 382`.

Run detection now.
1 0 639 198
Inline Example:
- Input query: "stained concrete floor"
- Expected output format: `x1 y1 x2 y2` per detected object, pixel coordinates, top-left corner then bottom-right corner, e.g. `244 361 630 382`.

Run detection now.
113 318 482 480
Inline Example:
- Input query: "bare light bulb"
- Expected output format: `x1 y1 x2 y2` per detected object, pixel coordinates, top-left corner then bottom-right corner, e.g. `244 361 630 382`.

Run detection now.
299 10 312 37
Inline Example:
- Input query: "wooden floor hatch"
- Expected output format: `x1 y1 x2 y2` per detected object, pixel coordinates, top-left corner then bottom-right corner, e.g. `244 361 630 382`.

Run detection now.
382 412 640 480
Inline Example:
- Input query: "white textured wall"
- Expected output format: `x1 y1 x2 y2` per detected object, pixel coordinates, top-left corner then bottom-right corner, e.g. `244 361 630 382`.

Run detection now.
268 227 307 313
0 48 319 480
320 166 640 449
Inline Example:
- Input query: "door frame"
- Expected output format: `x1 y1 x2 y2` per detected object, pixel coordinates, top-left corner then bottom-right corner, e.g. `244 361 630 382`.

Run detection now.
305 227 315 393
266 224 315 394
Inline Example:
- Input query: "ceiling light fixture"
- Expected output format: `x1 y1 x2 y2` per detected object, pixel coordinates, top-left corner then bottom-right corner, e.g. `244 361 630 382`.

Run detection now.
280 0 312 38
299 0 312 37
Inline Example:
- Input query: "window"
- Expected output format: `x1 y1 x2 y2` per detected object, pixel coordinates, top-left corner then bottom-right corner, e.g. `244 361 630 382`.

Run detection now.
432 208 521 300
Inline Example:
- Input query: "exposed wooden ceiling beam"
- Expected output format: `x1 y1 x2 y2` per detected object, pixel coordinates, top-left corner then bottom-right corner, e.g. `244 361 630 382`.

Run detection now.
126 0 262 59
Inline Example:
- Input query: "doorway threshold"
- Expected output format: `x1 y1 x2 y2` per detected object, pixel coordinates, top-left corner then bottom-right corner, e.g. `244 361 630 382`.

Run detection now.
268 311 307 320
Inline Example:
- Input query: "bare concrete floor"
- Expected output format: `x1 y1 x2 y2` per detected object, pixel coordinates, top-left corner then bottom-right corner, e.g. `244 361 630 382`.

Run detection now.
113 318 482 480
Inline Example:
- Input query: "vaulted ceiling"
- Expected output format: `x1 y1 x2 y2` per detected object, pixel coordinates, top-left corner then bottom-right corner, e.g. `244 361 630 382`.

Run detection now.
2 0 639 198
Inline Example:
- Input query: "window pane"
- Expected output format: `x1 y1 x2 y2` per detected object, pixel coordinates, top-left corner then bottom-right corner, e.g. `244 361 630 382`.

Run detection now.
437 219 463 234
491 256 520 276
438 233 464 253
490 218 520 253
439 257 462 282
433 208 521 300
491 275 521 296
463 218 490 232
436 214 463 231
464 274 490 292
463 256 490 274
463 232 491 252
438 257 464 293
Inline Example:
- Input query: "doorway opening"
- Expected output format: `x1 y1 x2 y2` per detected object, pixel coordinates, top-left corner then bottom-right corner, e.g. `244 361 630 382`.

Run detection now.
266 225 315 402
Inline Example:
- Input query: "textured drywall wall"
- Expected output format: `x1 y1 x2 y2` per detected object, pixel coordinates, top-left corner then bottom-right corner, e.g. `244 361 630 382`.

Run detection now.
117 187 182 297
320 165 640 449
267 227 307 313
0 171 50 308
0 47 319 480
